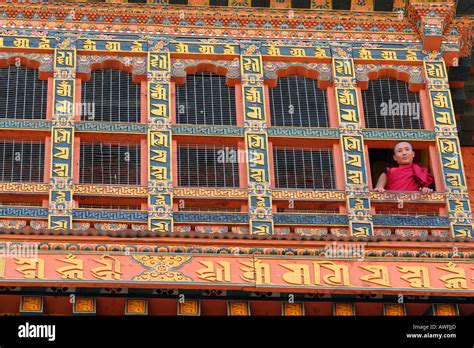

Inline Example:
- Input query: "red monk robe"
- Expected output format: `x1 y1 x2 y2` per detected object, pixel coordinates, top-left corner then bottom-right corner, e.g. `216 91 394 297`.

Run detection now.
384 163 435 191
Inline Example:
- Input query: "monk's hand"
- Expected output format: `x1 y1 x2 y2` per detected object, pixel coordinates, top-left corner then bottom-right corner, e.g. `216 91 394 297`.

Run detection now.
419 187 433 194
374 186 385 193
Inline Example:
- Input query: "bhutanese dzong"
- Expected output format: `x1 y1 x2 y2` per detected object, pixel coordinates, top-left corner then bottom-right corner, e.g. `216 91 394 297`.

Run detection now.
0 0 472 317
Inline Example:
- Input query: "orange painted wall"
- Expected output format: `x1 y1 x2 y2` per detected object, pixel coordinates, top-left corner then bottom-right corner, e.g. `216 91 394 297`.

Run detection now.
462 146 474 208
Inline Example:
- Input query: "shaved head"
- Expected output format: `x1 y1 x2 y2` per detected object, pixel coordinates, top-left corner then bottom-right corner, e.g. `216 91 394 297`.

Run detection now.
392 141 415 165
393 141 413 154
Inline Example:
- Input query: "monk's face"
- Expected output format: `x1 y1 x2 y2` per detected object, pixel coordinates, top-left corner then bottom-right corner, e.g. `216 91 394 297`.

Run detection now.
393 142 415 165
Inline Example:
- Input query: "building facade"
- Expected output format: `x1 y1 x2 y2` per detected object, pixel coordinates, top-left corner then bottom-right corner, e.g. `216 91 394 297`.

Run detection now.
0 0 472 317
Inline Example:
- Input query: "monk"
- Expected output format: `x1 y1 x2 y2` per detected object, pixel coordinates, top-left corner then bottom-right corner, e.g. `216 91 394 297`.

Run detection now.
374 141 434 193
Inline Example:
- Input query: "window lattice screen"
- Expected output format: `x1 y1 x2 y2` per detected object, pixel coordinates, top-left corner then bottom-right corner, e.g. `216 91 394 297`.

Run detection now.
251 0 270 7
277 208 339 214
176 72 236 126
79 204 141 210
210 0 228 5
0 66 47 120
178 144 239 187
291 0 311 9
80 142 141 185
81 68 140 123
362 77 423 129
332 0 351 10
0 139 45 182
273 148 335 189
270 76 329 127
0 202 42 207
374 0 394 11
179 207 241 212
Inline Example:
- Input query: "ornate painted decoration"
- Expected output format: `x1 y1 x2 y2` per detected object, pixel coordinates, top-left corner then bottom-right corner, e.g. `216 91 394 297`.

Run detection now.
48 38 76 231
0 5 470 241
333 44 373 238
241 43 273 235
1 252 474 296
423 58 473 238
147 41 173 233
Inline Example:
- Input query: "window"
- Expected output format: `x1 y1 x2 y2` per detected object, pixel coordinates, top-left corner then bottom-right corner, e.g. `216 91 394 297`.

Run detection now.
332 0 351 10
370 148 394 187
273 148 335 189
210 0 228 5
128 0 147 3
81 68 140 123
178 206 240 212
270 76 329 127
369 148 431 189
80 142 141 185
374 0 394 12
291 0 311 9
0 139 45 182
79 204 141 210
176 72 236 125
0 202 42 207
277 208 339 214
0 66 47 120
457 0 474 15
251 0 270 7
362 77 423 129
169 0 188 4
178 144 239 187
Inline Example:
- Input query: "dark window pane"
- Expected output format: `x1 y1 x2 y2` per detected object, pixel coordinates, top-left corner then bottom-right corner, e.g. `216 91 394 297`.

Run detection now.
374 0 394 11
270 76 329 127
273 148 335 189
332 0 351 10
291 0 310 9
176 72 236 126
251 0 270 7
80 142 141 185
210 0 228 5
79 204 141 210
81 68 140 123
178 145 239 187
362 77 423 129
0 139 45 182
0 66 47 120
